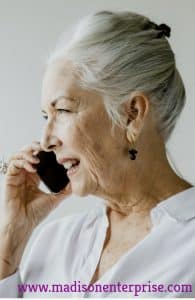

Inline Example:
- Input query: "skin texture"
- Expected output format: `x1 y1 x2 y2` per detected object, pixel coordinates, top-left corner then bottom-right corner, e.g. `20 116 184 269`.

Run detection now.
41 58 193 284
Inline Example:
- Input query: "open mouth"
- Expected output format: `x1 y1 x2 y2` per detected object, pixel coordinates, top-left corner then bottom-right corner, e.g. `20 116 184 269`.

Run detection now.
66 160 80 176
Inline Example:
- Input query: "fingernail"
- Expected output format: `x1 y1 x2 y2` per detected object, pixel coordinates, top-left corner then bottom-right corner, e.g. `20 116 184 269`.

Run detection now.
33 151 39 156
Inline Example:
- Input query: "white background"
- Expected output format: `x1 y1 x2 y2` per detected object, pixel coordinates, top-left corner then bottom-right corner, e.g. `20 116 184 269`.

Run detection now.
0 0 195 226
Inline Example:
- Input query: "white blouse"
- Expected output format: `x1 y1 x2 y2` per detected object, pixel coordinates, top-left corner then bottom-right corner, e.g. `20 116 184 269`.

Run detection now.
1 186 195 298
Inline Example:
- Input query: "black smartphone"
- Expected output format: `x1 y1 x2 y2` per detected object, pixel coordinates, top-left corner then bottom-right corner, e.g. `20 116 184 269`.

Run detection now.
33 151 70 193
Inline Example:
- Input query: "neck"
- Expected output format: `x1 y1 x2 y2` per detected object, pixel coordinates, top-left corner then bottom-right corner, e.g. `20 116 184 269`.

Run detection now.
101 140 192 219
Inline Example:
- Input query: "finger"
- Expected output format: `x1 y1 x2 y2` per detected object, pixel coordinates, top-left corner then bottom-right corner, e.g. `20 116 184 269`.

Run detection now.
8 152 40 165
23 152 40 164
32 150 40 157
40 182 72 209
49 182 72 204
7 159 37 176
8 142 42 164
20 141 42 154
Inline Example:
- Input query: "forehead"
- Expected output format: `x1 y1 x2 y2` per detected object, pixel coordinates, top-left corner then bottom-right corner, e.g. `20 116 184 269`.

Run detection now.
41 59 81 106
41 58 105 112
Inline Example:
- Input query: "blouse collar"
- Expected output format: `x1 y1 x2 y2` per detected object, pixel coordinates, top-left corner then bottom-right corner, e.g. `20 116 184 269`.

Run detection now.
97 186 195 227
150 186 195 224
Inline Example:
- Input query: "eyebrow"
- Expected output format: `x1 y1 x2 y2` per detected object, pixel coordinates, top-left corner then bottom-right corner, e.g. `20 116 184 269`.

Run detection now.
41 96 76 113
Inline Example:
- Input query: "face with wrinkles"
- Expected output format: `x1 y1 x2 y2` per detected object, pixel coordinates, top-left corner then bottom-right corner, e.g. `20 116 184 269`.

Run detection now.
41 58 130 198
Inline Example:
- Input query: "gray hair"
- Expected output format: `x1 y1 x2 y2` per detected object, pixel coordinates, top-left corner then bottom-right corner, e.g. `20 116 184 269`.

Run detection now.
47 10 186 142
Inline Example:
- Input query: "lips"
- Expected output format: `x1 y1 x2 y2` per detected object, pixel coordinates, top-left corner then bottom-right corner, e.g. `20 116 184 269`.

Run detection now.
57 157 80 165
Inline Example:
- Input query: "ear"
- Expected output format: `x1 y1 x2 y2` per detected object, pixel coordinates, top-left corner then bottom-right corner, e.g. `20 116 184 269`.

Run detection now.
123 92 150 143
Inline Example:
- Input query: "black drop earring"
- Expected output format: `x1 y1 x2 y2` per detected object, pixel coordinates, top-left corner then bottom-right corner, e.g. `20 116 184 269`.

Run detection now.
128 148 138 160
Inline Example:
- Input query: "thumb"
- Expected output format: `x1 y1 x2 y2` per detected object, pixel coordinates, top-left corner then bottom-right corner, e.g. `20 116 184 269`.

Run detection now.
33 182 72 220
50 182 72 205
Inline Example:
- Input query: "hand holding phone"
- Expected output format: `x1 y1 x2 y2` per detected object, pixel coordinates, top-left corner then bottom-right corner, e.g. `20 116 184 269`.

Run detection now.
0 143 72 276
0 141 72 237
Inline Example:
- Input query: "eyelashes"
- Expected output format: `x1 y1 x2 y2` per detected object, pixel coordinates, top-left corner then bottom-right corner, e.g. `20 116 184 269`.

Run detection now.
56 109 71 114
42 109 71 120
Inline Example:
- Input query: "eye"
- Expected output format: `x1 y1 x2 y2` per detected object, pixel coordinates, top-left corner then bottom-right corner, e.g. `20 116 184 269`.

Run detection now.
56 109 71 115
42 115 48 120
41 109 71 121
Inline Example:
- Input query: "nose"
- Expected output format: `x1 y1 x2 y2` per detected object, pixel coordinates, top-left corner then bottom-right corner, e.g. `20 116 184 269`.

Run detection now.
41 124 62 152
41 135 62 152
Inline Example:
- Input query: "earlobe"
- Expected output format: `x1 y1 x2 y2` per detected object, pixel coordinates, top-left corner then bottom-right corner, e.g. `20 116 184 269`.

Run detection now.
126 126 136 144
126 128 138 160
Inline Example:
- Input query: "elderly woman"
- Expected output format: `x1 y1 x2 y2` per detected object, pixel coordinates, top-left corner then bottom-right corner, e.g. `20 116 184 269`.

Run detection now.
0 10 195 298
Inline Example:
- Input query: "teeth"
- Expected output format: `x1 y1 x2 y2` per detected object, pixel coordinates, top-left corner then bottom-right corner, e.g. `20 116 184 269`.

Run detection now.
63 159 78 170
63 161 73 170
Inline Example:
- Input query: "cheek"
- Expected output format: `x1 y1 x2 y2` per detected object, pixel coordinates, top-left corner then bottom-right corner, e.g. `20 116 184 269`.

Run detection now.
57 113 124 182
74 123 103 159
70 117 108 171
